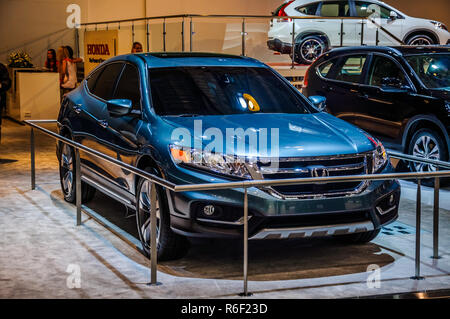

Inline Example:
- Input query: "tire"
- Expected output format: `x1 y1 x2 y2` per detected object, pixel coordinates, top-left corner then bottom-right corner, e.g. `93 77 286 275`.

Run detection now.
406 34 436 46
59 141 96 204
407 128 448 187
337 229 381 244
294 35 326 65
136 167 189 261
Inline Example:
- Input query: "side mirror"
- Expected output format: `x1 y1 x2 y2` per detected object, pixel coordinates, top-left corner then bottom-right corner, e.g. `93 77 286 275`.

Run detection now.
308 95 327 112
390 11 398 20
106 99 132 116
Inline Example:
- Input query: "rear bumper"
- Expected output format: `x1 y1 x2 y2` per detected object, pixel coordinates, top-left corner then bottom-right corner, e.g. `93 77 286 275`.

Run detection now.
267 38 292 54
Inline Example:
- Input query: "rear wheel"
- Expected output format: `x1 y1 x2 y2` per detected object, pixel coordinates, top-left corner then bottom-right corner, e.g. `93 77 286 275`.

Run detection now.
136 167 189 261
294 36 326 65
59 142 96 203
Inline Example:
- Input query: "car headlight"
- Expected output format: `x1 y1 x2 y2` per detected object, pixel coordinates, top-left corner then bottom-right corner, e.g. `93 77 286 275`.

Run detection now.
169 145 252 179
365 134 388 173
431 21 448 31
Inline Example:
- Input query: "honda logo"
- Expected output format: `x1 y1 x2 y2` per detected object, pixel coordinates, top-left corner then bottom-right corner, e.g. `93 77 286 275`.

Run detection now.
310 166 329 178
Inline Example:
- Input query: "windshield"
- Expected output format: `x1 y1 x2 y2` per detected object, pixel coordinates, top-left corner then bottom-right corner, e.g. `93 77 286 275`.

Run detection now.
149 67 314 116
405 54 450 90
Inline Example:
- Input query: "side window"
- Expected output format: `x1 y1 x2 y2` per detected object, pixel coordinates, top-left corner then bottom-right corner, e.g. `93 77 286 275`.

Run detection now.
355 1 391 19
92 63 124 100
335 55 367 83
113 64 141 110
369 55 407 87
320 1 350 17
296 3 320 15
86 67 103 93
317 60 336 78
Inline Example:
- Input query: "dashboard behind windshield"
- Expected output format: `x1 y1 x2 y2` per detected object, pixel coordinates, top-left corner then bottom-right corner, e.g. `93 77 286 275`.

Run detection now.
149 66 314 116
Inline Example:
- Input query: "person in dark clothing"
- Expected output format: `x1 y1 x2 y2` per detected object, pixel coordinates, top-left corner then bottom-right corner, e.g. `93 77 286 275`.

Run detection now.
45 49 57 72
0 62 12 144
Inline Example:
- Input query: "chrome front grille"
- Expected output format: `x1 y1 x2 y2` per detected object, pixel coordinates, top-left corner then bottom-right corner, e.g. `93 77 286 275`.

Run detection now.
255 153 371 199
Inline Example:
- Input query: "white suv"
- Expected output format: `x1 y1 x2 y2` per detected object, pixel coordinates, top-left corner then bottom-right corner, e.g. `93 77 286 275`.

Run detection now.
268 0 450 64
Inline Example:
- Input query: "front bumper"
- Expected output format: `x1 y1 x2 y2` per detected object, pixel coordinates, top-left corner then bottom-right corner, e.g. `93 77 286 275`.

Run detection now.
166 163 401 239
267 38 292 54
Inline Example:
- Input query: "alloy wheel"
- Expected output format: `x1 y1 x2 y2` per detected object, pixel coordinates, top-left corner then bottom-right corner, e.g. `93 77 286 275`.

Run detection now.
137 180 161 252
60 144 74 196
412 135 440 172
409 37 432 46
300 39 324 64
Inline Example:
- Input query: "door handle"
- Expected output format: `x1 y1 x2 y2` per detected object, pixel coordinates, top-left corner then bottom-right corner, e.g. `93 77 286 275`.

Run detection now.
358 94 369 100
98 120 109 129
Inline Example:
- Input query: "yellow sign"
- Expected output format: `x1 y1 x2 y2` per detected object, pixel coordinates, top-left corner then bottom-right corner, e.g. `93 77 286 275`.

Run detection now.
84 30 118 75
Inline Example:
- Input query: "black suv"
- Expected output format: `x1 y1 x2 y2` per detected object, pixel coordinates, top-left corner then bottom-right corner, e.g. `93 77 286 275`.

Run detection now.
303 46 450 174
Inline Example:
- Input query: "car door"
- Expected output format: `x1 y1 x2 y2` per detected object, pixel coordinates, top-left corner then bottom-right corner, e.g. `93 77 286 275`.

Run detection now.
107 62 144 196
353 1 404 46
317 0 355 46
80 62 125 185
322 54 370 123
358 54 417 143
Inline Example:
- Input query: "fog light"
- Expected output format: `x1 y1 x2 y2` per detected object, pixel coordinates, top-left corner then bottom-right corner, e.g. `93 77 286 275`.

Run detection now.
389 194 395 205
203 205 215 216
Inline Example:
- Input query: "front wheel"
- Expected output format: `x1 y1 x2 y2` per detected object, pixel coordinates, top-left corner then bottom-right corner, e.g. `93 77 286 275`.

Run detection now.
294 36 326 65
406 34 435 46
136 168 189 261
59 142 96 203
407 128 448 186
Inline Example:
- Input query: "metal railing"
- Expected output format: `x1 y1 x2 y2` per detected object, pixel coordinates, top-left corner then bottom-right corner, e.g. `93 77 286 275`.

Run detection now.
76 13 405 69
26 119 450 296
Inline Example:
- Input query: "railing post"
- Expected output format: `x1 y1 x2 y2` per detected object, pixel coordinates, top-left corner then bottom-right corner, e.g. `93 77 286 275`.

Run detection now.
360 19 364 45
75 148 82 226
340 19 344 46
146 20 150 52
376 28 380 46
412 179 425 280
181 18 185 52
239 187 251 296
30 127 35 190
132 21 135 44
163 18 167 52
291 19 295 69
147 181 161 286
432 171 441 259
241 18 246 56
190 17 193 52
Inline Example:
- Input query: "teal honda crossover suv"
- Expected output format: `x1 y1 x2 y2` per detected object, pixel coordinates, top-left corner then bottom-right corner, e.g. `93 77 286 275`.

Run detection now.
57 52 400 260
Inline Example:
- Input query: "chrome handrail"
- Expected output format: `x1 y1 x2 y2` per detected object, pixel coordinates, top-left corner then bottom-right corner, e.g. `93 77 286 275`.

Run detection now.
25 119 447 296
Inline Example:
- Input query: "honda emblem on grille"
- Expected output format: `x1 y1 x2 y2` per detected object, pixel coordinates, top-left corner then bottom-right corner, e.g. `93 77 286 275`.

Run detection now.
310 166 330 178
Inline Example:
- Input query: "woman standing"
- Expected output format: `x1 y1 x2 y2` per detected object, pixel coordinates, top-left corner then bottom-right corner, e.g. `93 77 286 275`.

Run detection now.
61 46 77 91
44 49 57 72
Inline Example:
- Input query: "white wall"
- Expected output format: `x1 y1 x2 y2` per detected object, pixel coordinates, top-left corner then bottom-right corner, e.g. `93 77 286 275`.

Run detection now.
0 0 88 65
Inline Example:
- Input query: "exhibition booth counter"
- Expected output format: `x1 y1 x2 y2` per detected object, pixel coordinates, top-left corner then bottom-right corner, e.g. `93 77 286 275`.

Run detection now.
6 68 60 122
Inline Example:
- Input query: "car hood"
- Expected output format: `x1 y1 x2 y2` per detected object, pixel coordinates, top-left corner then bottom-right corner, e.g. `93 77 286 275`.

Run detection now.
161 113 375 158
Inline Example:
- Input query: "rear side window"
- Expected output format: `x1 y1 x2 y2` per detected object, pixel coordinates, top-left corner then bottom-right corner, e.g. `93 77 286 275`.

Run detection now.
92 63 124 100
320 1 350 17
335 55 367 83
296 3 320 15
113 64 141 110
